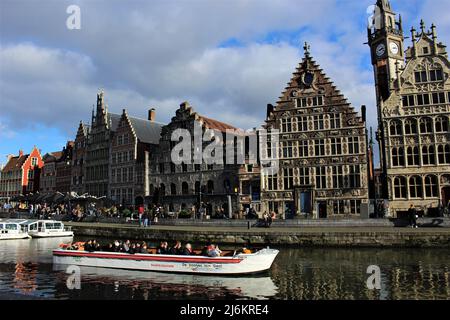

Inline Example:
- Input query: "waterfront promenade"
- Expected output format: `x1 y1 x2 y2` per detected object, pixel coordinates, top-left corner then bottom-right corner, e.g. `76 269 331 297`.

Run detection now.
64 221 450 248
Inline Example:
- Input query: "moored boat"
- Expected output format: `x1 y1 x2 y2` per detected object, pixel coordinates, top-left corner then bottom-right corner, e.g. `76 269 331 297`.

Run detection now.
21 220 74 238
53 246 279 275
0 219 31 240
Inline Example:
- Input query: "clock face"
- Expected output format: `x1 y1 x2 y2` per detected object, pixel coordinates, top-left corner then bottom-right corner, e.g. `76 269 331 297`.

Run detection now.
376 43 386 57
390 42 399 55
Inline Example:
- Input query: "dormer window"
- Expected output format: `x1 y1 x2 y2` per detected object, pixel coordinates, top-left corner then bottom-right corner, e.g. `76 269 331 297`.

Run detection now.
415 71 428 83
423 47 429 55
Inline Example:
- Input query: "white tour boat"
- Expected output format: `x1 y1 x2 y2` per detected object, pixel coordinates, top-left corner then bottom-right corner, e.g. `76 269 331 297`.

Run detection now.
21 220 74 238
53 246 279 275
0 220 31 240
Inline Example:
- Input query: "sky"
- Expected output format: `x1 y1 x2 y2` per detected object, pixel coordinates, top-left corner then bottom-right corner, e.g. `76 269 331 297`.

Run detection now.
1 0 449 167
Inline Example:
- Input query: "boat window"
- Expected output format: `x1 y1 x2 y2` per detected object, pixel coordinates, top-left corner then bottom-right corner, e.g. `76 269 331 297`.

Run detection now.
5 224 18 230
0 224 3 229
29 223 38 231
45 223 62 230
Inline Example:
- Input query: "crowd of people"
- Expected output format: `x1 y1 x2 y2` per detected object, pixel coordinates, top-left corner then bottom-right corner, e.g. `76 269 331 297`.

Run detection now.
65 239 252 257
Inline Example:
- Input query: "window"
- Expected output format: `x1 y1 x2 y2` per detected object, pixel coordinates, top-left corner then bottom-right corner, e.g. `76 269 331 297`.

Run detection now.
417 94 430 106
314 115 324 130
330 114 341 129
420 118 433 133
267 174 278 191
281 118 292 133
330 138 342 155
124 134 129 145
283 168 294 190
392 147 405 167
182 182 189 195
194 164 201 171
128 167 133 182
438 145 450 164
122 168 127 182
405 119 417 135
432 92 446 104
207 180 214 193
390 120 402 136
422 145 435 165
394 177 407 199
348 137 360 154
283 141 294 158
207 164 214 170
299 141 309 157
170 183 177 195
332 166 344 189
315 139 325 156
31 158 37 166
297 117 308 131
117 153 122 163
160 184 166 196
170 163 176 173
116 168 122 183
429 69 443 82
435 117 448 132
112 169 116 183
159 163 165 174
409 176 423 198
424 175 438 198
298 98 308 107
299 168 310 186
403 95 415 107
182 163 188 172
415 71 428 83
112 153 117 164
349 165 361 188
118 135 123 145
333 200 345 215
312 96 323 106
407 146 420 166
350 200 362 215
315 167 327 189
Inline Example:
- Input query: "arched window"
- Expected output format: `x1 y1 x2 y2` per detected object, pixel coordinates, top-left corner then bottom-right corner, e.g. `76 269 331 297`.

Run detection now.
392 147 405 167
160 183 166 196
435 116 449 133
207 180 214 194
182 182 189 195
407 146 420 166
438 145 450 164
420 118 433 134
195 181 201 194
170 183 177 195
224 179 231 193
404 119 417 135
424 175 438 198
422 145 435 165
394 177 407 199
390 120 402 136
409 176 423 198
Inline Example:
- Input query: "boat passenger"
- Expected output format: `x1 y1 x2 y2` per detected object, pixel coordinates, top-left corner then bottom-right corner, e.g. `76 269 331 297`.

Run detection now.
207 244 222 257
122 240 131 253
169 241 182 255
103 243 114 252
157 241 169 254
84 240 93 252
140 243 148 254
129 243 136 254
180 243 193 256
201 245 210 256
113 240 121 252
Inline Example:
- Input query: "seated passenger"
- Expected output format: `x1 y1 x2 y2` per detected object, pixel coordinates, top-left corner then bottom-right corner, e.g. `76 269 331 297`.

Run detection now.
207 244 222 257
169 241 182 255
157 241 168 254
84 240 93 252
129 243 136 254
180 243 193 255
140 243 148 254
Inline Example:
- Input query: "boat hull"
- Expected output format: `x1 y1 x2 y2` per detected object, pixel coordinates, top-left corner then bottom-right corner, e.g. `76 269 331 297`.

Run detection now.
29 231 74 238
0 233 31 240
53 248 279 275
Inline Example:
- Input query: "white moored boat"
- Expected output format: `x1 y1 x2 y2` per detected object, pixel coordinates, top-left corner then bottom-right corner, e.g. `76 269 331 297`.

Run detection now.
53 247 279 275
21 220 74 238
0 219 31 240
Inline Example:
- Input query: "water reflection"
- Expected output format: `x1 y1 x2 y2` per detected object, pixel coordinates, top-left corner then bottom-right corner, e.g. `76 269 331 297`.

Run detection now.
0 238 449 300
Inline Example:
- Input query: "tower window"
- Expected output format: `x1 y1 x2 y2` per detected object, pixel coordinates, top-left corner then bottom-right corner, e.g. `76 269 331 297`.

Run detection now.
417 94 430 106
402 95 415 107
415 71 428 83
430 69 443 82
392 147 405 167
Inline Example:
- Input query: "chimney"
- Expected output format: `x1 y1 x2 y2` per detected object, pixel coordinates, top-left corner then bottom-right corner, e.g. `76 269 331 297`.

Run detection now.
148 108 156 122
266 104 274 119
19 149 24 157
361 105 367 123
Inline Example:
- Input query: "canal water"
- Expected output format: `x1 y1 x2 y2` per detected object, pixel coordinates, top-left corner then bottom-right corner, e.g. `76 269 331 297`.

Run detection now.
0 237 449 300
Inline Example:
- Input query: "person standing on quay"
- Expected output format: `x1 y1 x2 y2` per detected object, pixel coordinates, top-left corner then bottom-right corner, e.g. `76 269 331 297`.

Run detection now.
142 210 149 227
408 204 418 228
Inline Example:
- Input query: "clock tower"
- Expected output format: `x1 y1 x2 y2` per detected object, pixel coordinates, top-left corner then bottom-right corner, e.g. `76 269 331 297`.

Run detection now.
367 0 404 199
368 0 404 102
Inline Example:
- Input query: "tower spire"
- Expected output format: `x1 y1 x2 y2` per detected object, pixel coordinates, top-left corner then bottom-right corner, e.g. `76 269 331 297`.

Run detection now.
420 19 426 34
